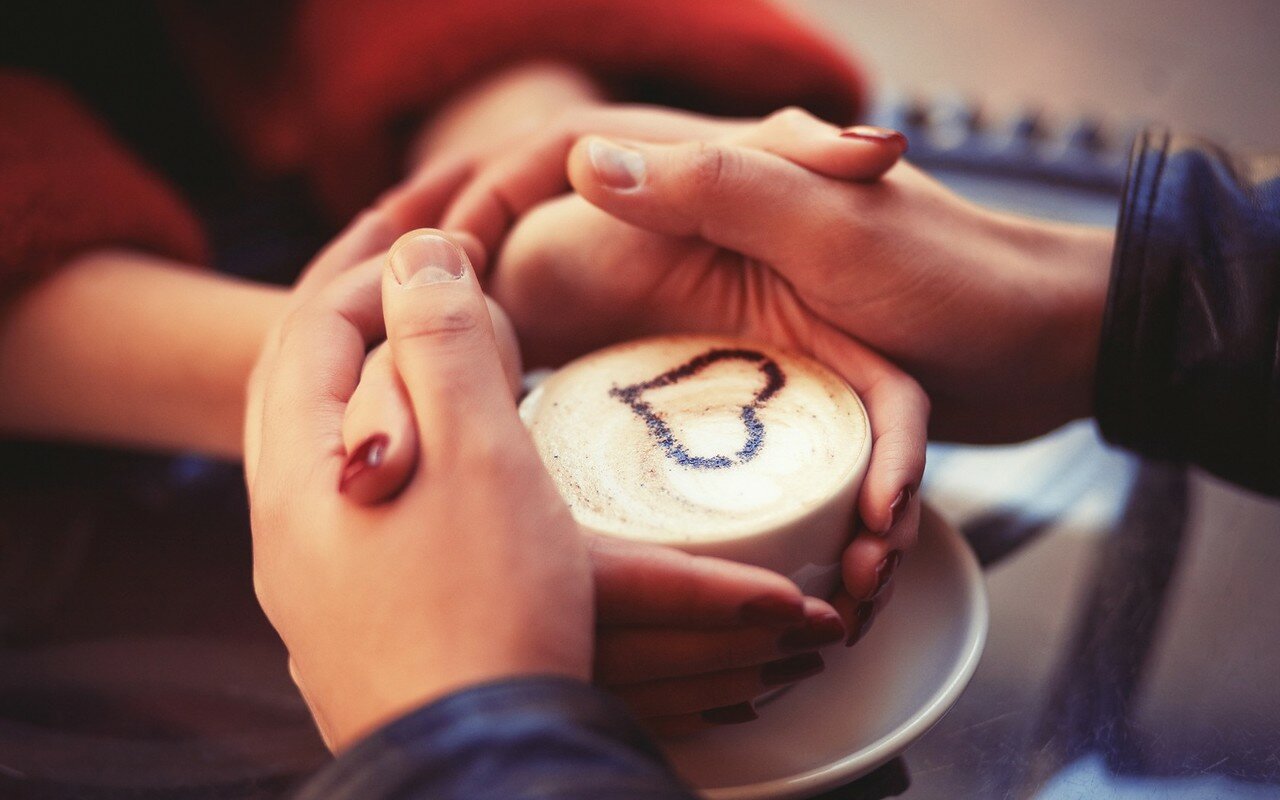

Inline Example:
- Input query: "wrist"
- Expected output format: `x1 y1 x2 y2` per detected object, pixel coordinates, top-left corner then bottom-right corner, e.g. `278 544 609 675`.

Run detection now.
1021 222 1115 426
200 279 291 457
0 250 289 458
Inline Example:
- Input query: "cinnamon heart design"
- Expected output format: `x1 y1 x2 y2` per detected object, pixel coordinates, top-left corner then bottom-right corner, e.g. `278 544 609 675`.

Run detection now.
609 348 786 470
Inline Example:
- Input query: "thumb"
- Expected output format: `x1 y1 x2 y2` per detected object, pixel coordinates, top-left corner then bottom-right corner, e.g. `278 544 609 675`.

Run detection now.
382 229 521 452
338 295 526 505
567 136 848 269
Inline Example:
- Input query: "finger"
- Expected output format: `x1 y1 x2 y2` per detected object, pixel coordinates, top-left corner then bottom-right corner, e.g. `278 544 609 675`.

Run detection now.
422 230 523 393
339 228 519 504
841 495 918 604
382 229 520 451
338 289 523 506
377 155 475 231
259 258 386 484
832 580 895 648
727 107 906 182
441 105 747 253
595 598 843 684
484 296 524 397
407 228 524 395
567 136 850 272
339 343 418 504
248 213 398 480
589 535 807 629
807 323 928 536
612 652 825 718
644 703 758 737
292 209 400 304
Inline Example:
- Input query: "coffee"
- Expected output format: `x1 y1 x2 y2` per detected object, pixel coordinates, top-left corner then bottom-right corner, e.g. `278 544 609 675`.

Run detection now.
519 336 869 595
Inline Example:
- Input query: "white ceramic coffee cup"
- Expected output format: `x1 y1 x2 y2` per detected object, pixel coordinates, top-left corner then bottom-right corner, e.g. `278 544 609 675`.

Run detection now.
519 335 870 597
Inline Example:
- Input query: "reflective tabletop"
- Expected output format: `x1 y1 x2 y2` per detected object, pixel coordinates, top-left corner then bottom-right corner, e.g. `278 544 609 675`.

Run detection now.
5 422 1278 800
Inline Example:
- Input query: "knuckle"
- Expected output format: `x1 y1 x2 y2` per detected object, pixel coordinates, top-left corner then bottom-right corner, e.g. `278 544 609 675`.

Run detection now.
456 425 519 474
686 142 741 200
913 381 933 421
766 106 812 130
391 296 486 347
466 428 507 465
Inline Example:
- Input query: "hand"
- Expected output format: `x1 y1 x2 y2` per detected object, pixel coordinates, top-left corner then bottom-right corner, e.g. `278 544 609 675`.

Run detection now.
380 62 617 247
336 250 853 731
382 100 902 258
404 62 606 174
244 227 595 751
489 111 926 647
561 111 1115 443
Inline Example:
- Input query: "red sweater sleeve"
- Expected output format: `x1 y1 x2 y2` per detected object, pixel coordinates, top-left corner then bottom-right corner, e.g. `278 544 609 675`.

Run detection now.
179 0 866 218
0 74 207 297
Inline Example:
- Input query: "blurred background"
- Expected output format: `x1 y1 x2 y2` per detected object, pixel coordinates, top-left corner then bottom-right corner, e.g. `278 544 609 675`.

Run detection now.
794 0 1280 149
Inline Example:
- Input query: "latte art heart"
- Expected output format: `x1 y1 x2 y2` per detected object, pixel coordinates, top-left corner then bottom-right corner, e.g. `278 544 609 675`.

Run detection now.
520 336 869 546
609 348 785 470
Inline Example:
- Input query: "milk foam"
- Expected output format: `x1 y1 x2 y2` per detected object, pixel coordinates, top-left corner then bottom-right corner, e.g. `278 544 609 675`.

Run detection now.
519 336 869 544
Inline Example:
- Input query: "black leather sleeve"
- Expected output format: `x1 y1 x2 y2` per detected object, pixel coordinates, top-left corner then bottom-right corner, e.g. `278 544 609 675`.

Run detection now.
294 677 695 800
1096 128 1280 496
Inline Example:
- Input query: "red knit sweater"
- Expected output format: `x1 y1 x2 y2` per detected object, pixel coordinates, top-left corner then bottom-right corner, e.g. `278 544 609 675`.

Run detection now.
0 0 864 295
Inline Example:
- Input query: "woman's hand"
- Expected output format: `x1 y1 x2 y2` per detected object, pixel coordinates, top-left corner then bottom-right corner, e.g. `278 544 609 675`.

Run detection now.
244 227 595 751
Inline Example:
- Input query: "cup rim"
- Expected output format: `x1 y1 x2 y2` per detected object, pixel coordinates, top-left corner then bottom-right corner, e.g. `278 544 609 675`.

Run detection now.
520 335 872 545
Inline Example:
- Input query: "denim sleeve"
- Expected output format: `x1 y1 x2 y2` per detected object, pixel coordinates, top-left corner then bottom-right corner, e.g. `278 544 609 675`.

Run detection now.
293 677 696 800
1096 127 1280 495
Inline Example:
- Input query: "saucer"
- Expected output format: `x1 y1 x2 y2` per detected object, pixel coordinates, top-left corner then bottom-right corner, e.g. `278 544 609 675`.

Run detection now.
661 504 988 799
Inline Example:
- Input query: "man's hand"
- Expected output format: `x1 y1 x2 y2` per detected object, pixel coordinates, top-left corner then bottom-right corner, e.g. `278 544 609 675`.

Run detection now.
562 113 1114 442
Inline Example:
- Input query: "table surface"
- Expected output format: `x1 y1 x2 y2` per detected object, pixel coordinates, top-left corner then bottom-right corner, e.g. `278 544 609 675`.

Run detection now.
4 3 1280 799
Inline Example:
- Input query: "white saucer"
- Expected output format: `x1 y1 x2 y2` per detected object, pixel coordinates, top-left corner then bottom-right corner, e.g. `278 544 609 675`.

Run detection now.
661 505 988 799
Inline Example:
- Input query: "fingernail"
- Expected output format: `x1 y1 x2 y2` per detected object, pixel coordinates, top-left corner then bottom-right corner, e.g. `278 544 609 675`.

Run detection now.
762 652 825 687
846 601 876 647
779 613 846 652
587 138 646 191
870 550 903 600
339 434 389 493
840 125 909 153
740 595 806 626
885 485 915 533
390 232 467 288
701 702 758 725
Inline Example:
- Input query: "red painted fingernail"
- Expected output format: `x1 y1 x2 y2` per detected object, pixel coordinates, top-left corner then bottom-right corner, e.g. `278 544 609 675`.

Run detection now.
740 595 806 626
339 434 389 493
846 601 876 647
762 652 825 687
886 485 915 532
870 550 903 601
778 613 846 652
839 125 909 153
701 702 758 725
